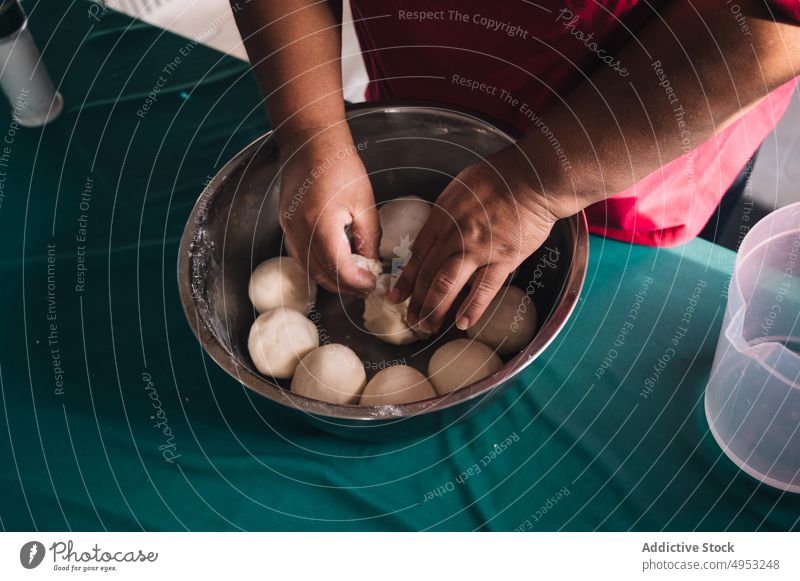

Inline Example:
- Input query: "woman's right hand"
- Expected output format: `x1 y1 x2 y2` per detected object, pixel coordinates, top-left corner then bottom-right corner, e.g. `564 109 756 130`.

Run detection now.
277 126 380 295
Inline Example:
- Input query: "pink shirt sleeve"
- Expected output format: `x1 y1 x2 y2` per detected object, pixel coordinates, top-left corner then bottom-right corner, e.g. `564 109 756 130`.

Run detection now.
768 0 800 20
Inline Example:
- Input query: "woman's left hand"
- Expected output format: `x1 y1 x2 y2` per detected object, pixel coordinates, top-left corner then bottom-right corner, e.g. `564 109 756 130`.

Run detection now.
388 146 564 334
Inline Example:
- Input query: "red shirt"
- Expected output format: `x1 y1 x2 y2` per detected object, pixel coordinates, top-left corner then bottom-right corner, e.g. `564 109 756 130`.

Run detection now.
342 0 799 246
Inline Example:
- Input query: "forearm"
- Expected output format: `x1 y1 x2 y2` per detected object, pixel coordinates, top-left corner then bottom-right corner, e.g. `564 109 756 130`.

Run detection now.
232 0 350 146
521 0 800 218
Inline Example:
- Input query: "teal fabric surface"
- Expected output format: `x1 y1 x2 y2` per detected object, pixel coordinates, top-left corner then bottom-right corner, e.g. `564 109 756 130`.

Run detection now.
0 2 798 531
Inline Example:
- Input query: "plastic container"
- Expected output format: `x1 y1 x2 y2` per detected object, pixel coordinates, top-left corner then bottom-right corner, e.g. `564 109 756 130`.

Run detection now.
0 0 63 127
705 202 800 492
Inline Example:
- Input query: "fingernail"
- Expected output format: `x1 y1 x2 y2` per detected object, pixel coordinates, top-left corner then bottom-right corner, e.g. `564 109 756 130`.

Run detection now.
456 316 470 331
387 288 401 304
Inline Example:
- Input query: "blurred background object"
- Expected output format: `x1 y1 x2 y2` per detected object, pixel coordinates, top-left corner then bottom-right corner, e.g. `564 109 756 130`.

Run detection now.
105 0 247 60
105 0 369 102
0 0 63 125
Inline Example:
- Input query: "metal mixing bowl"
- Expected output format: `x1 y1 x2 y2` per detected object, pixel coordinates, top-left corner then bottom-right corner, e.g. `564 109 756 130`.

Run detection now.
178 103 588 440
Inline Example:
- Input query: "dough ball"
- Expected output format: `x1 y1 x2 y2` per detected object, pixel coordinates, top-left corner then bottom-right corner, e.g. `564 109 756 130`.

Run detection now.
363 274 419 345
291 344 367 405
360 365 437 406
467 286 537 354
379 196 431 262
248 307 319 379
248 256 317 314
351 253 383 278
427 338 502 395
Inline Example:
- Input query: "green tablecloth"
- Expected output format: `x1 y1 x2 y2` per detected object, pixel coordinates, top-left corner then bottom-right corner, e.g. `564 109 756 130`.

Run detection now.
1 2 798 532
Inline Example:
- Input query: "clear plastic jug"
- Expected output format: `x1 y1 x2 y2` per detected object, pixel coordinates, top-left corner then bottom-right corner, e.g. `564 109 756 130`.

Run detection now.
705 202 800 492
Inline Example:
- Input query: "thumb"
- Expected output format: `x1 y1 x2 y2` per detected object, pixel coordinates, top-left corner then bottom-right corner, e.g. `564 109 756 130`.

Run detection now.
350 202 381 260
312 209 377 294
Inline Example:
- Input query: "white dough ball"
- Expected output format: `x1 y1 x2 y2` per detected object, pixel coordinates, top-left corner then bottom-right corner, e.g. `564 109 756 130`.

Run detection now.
378 196 431 262
427 338 502 395
248 256 317 314
363 274 419 345
360 365 437 406
248 307 319 379
351 253 383 278
467 286 537 354
291 344 367 405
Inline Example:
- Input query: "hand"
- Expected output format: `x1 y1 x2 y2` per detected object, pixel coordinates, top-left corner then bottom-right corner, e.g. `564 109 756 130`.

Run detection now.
389 146 562 333
277 126 380 295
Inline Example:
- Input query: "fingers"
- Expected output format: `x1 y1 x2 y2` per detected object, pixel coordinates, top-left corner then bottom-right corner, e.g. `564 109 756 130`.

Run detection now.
415 254 477 333
350 203 381 260
455 264 510 330
406 247 442 327
307 251 343 293
283 229 336 291
311 211 376 295
388 219 436 303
